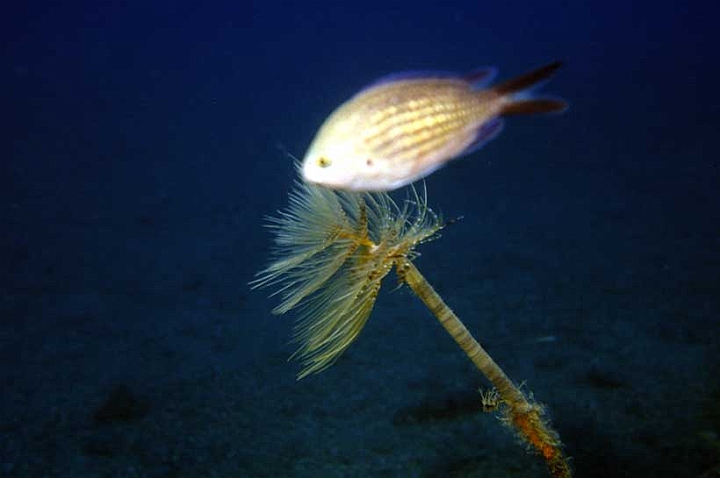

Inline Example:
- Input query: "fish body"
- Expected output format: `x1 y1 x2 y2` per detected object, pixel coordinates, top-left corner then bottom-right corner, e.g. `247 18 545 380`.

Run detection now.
302 61 566 192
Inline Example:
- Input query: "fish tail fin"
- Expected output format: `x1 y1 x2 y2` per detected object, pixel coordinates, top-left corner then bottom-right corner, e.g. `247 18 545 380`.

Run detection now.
502 98 568 116
493 61 563 95
493 61 568 116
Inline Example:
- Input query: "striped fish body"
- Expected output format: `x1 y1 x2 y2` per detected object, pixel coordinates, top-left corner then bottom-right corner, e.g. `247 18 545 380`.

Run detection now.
302 62 566 192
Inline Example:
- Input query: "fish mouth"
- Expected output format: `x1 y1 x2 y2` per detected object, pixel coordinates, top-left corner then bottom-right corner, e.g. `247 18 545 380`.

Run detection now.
303 175 348 191
301 162 337 189
302 159 380 192
302 169 357 191
300 161 322 185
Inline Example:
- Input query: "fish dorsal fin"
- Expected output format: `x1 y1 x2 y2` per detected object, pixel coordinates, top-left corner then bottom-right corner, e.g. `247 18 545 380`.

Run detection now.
360 67 497 93
462 67 498 88
361 71 464 92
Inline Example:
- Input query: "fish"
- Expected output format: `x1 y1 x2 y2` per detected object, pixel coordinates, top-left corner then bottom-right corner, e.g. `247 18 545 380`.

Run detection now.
301 61 567 192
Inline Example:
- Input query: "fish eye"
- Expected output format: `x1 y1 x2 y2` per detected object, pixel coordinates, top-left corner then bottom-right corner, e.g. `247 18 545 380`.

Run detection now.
317 157 331 168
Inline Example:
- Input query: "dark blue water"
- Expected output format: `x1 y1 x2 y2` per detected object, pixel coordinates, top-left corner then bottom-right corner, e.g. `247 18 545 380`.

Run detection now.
2 1 718 477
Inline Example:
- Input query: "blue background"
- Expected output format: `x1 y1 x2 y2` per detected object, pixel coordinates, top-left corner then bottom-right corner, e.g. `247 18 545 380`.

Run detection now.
2 1 719 477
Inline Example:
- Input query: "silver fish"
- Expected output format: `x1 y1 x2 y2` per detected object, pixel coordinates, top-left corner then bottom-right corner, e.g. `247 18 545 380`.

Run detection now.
302 61 566 191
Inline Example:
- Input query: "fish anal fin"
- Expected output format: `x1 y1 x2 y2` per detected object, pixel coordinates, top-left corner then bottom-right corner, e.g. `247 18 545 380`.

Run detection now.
462 117 504 156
